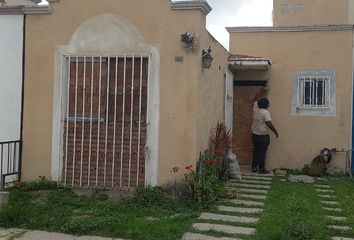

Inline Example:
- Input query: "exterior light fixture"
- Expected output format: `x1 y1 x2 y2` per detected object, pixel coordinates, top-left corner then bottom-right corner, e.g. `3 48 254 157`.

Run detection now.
202 46 213 69
181 32 195 48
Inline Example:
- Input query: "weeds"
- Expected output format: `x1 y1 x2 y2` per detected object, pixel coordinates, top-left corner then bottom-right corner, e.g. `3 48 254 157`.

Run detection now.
0 184 201 240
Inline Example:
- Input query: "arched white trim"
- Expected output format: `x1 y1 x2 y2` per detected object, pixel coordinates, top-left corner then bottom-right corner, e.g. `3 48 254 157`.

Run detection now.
51 14 160 186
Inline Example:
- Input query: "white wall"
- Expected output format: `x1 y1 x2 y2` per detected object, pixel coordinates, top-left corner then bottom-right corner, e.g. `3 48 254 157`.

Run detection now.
349 0 354 24
0 15 23 142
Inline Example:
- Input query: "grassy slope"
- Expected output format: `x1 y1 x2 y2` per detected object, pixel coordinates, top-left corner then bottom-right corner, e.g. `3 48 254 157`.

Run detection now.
253 178 330 240
0 188 201 240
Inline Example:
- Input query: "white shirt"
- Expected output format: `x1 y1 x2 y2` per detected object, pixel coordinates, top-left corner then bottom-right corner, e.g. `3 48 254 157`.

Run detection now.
252 101 272 135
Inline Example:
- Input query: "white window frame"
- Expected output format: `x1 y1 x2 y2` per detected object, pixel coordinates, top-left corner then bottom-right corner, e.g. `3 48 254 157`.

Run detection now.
297 76 330 109
295 4 304 13
291 70 336 116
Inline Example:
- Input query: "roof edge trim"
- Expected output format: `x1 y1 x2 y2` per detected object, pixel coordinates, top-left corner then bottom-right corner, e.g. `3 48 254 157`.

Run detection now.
226 24 354 33
171 0 212 15
0 5 51 14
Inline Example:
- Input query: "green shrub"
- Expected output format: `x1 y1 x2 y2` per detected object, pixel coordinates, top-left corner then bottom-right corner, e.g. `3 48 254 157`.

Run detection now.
17 177 59 191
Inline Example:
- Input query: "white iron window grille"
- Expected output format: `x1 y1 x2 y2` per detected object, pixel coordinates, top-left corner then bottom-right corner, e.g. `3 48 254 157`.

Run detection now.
298 76 330 108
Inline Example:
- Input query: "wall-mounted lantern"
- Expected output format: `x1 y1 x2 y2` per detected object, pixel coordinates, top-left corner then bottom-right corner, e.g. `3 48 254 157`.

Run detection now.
181 32 195 48
202 46 213 69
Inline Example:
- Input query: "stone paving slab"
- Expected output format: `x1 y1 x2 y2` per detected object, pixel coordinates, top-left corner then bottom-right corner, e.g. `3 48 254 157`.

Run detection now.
239 194 267 200
0 229 126 240
217 206 263 214
242 176 272 181
317 177 329 181
289 175 315 183
326 216 347 221
316 189 334 193
0 228 26 239
238 188 268 194
0 192 9 207
332 237 354 240
318 194 335 199
242 172 273 177
235 183 270 190
323 207 343 212
321 200 339 205
224 199 264 207
314 184 331 188
328 225 351 231
192 223 256 235
230 179 271 185
182 232 242 240
199 213 258 224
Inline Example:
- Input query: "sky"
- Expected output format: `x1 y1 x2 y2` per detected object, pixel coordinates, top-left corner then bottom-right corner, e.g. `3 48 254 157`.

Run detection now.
39 0 273 50
206 0 273 50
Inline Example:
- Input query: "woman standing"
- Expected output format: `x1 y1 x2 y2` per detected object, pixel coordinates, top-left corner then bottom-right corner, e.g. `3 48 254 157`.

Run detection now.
251 87 279 174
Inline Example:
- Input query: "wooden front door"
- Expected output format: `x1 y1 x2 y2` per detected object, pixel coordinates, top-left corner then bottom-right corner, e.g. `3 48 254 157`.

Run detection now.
232 82 266 165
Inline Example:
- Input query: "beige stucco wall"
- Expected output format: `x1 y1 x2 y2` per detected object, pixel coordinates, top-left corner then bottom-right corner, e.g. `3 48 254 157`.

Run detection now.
23 0 227 185
196 34 229 158
273 0 349 26
230 29 353 171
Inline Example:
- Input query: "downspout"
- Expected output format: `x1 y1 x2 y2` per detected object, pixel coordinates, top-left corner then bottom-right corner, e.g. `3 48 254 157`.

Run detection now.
19 14 26 182
352 25 354 173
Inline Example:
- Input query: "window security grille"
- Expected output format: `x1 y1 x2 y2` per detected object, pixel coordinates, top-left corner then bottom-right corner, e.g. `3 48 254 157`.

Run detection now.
298 76 330 108
62 55 149 189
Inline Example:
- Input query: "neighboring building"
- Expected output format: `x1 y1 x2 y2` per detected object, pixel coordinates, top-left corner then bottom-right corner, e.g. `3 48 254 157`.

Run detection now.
19 0 230 189
0 0 50 187
228 0 354 172
0 0 40 6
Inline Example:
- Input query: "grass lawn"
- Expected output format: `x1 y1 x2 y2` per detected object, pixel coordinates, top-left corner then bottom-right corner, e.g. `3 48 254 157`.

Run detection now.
252 176 354 240
327 177 354 238
1 176 354 240
0 181 202 240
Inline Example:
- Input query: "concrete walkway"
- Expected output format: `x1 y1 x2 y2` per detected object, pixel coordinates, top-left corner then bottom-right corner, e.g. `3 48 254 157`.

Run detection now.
182 171 274 240
0 229 126 240
315 178 354 240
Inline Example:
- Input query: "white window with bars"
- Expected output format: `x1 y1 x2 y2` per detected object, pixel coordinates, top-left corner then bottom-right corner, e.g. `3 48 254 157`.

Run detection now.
292 70 336 116
298 76 330 108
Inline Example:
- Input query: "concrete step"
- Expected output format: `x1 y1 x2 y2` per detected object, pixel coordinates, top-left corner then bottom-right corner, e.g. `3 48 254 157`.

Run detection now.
321 200 339 205
217 205 263 214
235 183 270 190
318 194 336 199
238 188 268 194
332 237 354 240
323 207 343 212
242 172 273 177
316 189 334 193
192 223 256 235
224 199 264 207
326 216 347 221
199 212 258 224
182 232 242 240
230 179 271 185
315 184 331 188
242 175 272 181
328 225 351 231
239 193 267 200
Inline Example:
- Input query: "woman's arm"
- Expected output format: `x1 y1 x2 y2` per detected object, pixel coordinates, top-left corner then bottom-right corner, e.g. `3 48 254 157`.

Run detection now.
265 121 279 138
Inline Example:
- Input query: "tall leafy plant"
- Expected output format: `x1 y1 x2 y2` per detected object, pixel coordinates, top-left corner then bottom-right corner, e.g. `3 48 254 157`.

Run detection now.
209 122 232 180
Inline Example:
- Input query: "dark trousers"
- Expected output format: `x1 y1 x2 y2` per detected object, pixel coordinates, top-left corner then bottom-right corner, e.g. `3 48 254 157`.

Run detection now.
252 134 270 170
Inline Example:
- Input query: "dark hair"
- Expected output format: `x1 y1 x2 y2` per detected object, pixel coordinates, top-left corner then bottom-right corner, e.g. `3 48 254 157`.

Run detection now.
258 98 270 109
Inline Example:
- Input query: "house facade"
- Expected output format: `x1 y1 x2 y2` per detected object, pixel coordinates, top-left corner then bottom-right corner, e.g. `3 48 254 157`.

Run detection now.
0 0 51 187
228 0 354 172
19 0 229 189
